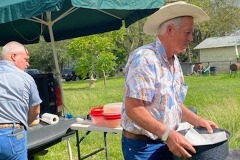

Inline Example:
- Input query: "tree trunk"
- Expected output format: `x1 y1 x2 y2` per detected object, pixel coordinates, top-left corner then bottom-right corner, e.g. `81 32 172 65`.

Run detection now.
103 70 106 86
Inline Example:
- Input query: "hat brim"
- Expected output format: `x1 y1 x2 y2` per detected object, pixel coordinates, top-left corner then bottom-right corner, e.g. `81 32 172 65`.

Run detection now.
143 1 210 35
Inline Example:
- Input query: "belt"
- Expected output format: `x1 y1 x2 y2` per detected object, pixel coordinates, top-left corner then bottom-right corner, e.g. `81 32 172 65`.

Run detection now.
123 129 162 142
0 123 24 129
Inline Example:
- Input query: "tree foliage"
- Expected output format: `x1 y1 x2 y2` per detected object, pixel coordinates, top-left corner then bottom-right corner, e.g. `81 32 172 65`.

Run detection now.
67 34 117 81
96 51 117 85
105 19 155 68
27 37 70 72
209 0 240 37
179 0 240 62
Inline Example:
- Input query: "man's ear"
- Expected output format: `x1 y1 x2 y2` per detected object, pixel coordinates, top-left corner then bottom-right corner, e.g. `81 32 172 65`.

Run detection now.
166 24 174 36
11 54 16 61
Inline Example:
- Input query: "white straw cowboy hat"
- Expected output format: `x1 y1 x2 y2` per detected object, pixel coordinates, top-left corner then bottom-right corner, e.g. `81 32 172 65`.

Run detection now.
143 1 210 35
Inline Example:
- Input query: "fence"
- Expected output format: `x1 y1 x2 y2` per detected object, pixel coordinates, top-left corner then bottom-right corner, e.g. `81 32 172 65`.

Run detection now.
181 61 235 75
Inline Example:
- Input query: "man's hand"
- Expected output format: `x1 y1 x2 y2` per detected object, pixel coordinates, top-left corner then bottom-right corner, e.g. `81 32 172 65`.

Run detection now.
196 117 218 133
166 130 196 158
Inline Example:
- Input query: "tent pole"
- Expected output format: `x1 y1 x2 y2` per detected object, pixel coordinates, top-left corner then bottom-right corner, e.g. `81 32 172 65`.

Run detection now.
46 12 65 116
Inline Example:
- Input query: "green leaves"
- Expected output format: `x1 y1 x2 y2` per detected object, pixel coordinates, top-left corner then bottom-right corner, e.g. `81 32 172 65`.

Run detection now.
68 34 117 81
27 37 70 71
96 51 117 77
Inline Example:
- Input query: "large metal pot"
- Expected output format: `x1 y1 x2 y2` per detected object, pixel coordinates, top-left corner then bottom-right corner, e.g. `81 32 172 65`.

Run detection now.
177 128 231 160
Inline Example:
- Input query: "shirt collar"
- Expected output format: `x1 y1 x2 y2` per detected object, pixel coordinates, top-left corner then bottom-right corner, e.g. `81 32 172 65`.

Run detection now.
154 38 176 65
0 60 15 66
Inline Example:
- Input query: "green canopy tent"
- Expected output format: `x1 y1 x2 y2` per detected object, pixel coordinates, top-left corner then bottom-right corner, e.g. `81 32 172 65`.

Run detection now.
0 0 165 113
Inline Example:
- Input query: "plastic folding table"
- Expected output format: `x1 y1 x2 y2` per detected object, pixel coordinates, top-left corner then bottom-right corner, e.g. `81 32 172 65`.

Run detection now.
70 123 122 160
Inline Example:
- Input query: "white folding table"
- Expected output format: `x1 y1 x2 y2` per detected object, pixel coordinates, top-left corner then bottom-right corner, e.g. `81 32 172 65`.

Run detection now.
70 123 122 160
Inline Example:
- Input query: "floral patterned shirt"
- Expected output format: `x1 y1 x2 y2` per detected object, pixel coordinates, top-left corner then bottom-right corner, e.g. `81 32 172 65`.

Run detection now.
121 38 188 140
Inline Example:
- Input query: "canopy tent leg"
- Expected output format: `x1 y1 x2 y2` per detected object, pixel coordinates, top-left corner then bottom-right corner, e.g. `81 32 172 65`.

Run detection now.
67 139 73 160
46 12 65 115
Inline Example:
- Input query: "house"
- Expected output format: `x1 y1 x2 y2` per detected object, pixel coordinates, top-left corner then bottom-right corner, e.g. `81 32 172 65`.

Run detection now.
194 35 240 73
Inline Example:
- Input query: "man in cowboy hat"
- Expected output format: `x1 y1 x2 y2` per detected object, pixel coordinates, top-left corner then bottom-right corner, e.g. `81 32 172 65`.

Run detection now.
121 1 218 159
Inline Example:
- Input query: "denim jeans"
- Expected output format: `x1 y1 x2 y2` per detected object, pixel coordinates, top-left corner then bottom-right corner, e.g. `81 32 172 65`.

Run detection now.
0 128 27 160
122 134 178 160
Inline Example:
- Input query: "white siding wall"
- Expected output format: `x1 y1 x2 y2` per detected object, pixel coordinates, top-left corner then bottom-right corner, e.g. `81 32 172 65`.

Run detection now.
199 46 239 73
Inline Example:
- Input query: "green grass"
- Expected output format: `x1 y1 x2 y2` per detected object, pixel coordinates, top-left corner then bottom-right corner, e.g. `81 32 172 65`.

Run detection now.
36 74 240 160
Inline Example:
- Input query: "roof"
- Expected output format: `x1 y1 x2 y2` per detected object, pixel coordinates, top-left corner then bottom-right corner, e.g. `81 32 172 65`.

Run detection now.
194 35 240 49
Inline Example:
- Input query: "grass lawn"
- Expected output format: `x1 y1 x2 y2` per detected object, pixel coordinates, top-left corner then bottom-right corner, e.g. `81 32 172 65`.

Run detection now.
35 73 240 160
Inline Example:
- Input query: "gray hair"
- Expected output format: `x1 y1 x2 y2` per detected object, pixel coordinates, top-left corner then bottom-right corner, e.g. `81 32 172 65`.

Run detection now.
1 41 27 59
158 17 183 35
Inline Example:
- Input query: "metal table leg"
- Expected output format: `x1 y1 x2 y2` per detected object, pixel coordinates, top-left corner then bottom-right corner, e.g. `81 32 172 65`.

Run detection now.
76 131 109 160
103 132 108 160
75 131 81 160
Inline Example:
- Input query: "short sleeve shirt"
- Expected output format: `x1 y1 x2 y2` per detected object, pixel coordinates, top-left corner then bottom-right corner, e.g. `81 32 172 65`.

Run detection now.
0 60 42 129
121 39 188 140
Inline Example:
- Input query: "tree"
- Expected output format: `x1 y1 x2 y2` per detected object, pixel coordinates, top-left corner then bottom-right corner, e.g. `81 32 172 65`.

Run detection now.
181 0 240 62
204 0 240 37
110 19 155 55
67 34 117 85
27 37 53 71
27 37 70 72
75 53 96 79
106 19 155 70
95 51 117 85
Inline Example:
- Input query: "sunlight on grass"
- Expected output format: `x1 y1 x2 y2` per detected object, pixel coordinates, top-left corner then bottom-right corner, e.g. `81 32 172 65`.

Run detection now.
199 98 240 148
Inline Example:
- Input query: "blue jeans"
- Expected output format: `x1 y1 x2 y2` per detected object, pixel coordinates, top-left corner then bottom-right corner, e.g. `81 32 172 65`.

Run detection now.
122 134 177 160
0 128 27 160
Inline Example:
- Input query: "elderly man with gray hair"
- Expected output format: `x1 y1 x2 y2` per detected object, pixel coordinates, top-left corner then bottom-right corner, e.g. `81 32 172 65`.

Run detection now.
121 1 218 159
0 41 41 159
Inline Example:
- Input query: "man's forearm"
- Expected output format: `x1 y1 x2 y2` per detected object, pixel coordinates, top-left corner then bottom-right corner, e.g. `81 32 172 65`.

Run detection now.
28 105 40 124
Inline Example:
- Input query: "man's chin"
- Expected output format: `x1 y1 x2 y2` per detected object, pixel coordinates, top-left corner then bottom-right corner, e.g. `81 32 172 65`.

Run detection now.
178 48 187 53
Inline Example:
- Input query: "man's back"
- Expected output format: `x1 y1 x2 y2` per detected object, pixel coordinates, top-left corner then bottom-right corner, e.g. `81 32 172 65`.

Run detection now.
0 60 36 129
0 41 41 160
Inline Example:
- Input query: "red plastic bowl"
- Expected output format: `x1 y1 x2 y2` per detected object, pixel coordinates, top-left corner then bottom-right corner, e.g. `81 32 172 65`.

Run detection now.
90 106 104 125
103 114 121 120
90 106 103 116
103 114 121 128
